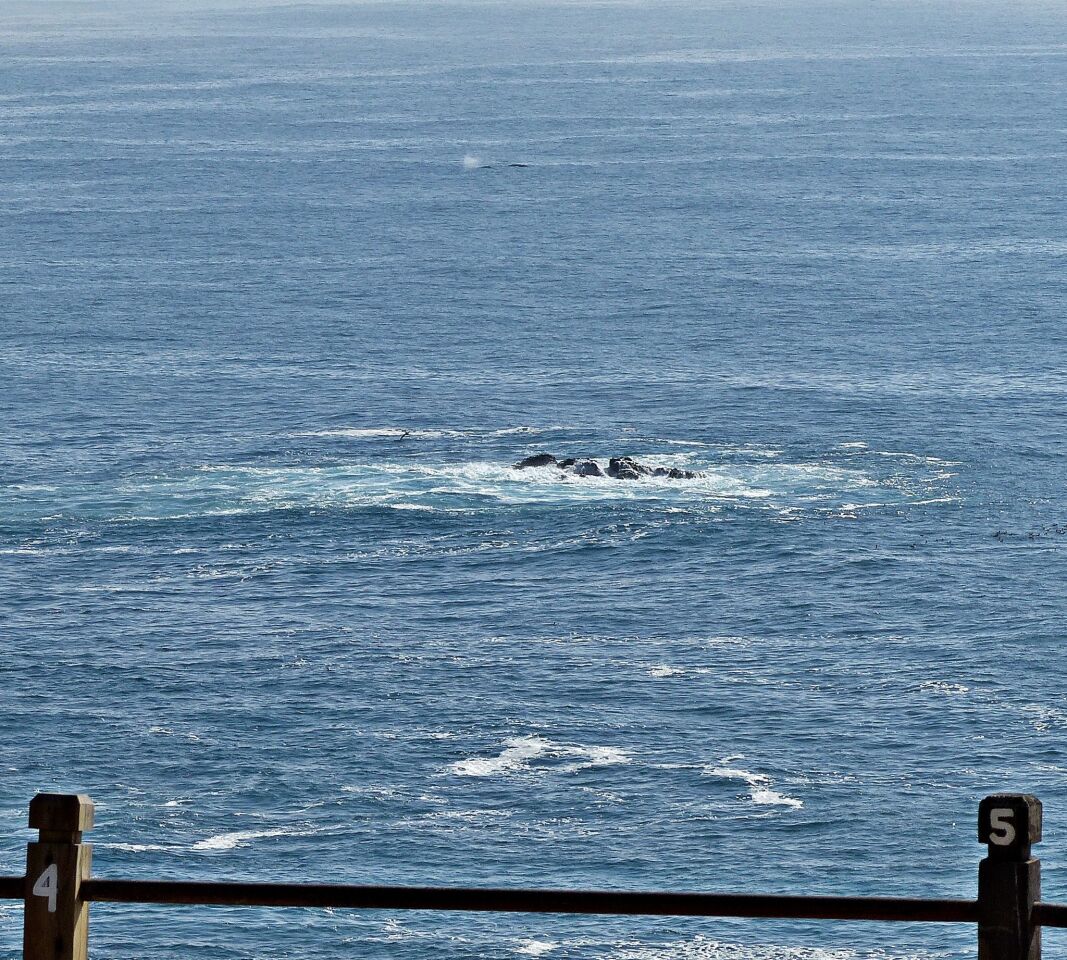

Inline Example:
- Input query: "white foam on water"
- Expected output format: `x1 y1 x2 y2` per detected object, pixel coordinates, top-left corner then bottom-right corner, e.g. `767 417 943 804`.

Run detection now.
147 725 205 742
299 427 430 439
340 785 398 799
610 933 941 960
516 940 559 956
192 825 320 852
11 443 955 524
401 809 515 830
296 425 560 440
838 501 901 513
139 458 781 516
1021 704 1067 733
449 736 549 777
872 451 963 466
706 757 803 809
99 842 179 853
628 436 712 448
647 665 687 677
702 635 754 647
919 680 969 695
718 446 783 458
449 735 630 778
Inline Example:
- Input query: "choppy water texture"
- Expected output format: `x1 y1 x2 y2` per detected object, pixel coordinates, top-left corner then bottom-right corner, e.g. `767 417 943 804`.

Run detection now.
2 1 1067 958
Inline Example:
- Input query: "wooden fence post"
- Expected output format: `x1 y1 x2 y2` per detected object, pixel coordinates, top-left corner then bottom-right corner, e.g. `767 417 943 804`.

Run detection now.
978 793 1041 960
23 794 94 960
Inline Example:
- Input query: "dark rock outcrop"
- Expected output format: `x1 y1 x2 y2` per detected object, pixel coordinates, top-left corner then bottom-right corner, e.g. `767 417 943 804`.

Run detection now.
607 457 653 480
574 459 605 477
513 453 558 469
653 466 700 480
512 453 701 480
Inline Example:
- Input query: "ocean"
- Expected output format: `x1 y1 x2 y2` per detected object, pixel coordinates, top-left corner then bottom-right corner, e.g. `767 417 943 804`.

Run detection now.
1 1 1066 958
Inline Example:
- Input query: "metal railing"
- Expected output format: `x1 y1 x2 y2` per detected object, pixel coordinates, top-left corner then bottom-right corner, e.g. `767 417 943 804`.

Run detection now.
0 792 1058 960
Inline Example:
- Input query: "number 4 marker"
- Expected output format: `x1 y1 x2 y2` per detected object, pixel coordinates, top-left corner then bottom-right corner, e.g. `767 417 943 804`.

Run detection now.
32 863 58 913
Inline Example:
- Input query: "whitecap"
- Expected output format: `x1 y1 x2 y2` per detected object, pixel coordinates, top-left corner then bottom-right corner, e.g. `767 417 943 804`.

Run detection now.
516 940 558 956
413 809 514 825
611 932 925 960
294 425 555 440
628 437 712 448
706 759 803 809
99 842 179 853
449 735 630 778
1021 704 1067 732
919 680 969 695
192 825 318 852
873 450 963 465
340 785 398 798
300 427 426 438
717 446 783 458
449 736 548 777
647 665 686 677
147 726 203 742
701 636 752 647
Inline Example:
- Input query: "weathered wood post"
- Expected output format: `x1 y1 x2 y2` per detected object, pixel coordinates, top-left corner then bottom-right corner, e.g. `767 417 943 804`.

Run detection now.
978 793 1041 960
23 794 94 960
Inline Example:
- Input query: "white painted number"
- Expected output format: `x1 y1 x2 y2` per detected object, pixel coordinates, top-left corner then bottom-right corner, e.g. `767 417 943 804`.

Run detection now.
32 863 58 913
989 808 1016 846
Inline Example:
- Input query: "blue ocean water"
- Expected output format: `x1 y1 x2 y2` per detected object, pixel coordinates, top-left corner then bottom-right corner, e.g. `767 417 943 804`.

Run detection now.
2 0 1066 957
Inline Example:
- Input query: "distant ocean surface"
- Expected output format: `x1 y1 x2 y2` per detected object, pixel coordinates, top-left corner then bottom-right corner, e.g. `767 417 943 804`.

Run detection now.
2 1 1066 958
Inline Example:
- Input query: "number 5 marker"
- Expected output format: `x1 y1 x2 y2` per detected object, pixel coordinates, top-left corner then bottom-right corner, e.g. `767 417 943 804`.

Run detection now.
989 808 1016 846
